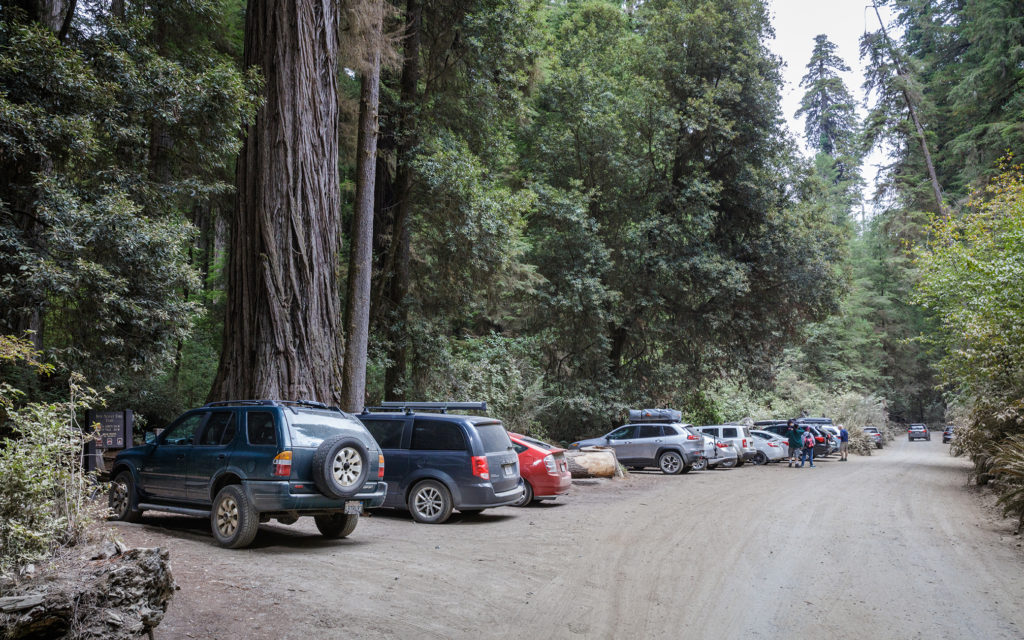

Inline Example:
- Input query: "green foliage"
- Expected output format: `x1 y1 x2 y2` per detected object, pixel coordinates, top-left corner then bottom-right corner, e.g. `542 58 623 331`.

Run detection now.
0 336 106 576
915 164 1024 509
991 434 1024 532
407 333 550 437
0 2 257 395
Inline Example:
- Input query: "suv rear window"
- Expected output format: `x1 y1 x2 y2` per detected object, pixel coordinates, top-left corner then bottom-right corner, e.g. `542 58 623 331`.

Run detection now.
722 427 738 438
475 423 512 453
412 420 467 451
200 411 236 446
286 409 365 448
637 425 661 438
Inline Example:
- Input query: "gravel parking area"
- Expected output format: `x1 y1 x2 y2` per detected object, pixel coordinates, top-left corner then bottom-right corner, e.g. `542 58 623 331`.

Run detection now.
111 438 1024 639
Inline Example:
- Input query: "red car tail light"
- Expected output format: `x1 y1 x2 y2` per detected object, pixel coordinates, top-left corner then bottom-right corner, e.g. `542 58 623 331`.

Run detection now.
272 450 292 477
687 434 700 440
544 454 557 474
378 453 385 479
471 455 490 480
815 436 824 443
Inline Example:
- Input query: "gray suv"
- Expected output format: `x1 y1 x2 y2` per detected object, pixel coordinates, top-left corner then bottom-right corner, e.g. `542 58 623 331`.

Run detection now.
569 409 704 474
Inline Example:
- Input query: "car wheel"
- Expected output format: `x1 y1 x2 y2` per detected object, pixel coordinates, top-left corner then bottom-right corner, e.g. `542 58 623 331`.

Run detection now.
692 456 708 471
513 481 534 507
314 513 358 539
211 485 259 549
109 471 142 523
754 451 768 465
408 480 453 524
312 436 370 499
658 451 684 475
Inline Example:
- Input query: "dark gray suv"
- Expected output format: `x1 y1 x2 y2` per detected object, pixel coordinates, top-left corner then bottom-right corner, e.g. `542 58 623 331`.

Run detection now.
108 400 387 548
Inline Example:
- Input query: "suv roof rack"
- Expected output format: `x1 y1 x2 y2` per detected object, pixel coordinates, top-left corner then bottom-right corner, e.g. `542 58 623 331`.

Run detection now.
204 399 339 412
364 401 488 415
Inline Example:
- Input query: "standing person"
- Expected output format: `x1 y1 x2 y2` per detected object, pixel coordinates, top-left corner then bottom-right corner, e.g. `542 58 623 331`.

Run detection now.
839 424 850 461
786 420 801 467
799 426 815 467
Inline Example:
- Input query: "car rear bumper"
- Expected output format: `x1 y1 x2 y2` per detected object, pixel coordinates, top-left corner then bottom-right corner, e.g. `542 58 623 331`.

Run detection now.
531 473 572 499
244 480 388 512
456 479 525 509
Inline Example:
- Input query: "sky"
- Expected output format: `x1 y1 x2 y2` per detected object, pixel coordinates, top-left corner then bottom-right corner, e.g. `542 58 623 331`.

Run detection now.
766 0 893 215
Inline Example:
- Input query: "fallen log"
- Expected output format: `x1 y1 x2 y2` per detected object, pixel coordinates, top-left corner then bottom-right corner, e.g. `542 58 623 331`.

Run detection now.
565 446 623 478
1 546 174 640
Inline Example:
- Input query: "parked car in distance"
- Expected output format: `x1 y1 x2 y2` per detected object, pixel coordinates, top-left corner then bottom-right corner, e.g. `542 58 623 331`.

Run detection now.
508 432 571 506
862 426 884 449
750 429 788 464
569 409 703 475
697 425 756 466
942 425 956 444
108 400 388 548
359 402 523 524
908 423 931 441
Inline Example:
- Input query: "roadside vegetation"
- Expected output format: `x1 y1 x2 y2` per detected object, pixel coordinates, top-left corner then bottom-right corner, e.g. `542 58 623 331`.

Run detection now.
0 337 107 575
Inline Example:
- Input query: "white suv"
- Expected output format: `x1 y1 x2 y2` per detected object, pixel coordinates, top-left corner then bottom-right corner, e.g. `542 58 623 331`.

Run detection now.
697 425 757 467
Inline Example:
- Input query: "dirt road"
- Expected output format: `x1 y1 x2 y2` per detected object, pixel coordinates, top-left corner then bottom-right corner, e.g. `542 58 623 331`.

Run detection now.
112 437 1024 639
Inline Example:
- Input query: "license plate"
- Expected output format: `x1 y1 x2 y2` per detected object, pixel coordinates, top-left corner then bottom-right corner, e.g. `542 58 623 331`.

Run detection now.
502 464 515 478
344 500 363 515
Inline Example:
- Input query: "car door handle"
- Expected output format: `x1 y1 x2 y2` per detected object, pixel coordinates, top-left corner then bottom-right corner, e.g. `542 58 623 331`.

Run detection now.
655 439 663 443
217 454 226 460
176 455 185 460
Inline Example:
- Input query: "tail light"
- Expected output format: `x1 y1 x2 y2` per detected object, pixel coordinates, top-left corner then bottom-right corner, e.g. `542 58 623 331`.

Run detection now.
471 455 490 480
767 442 780 448
815 436 824 443
544 454 557 474
687 434 700 440
378 453 385 479
742 439 748 448
716 442 729 448
272 450 292 477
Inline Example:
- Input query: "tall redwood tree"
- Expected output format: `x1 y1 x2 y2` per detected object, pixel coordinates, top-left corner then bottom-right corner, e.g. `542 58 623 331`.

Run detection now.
210 0 344 403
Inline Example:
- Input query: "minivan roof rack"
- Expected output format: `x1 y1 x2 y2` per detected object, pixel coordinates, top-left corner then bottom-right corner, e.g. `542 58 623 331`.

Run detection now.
367 401 488 414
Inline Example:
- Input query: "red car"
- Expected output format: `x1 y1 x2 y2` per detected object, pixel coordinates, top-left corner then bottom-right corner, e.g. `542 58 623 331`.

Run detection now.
508 432 572 506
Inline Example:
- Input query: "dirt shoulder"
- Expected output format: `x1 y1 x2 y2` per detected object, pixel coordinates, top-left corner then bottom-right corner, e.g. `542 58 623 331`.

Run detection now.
110 438 1024 640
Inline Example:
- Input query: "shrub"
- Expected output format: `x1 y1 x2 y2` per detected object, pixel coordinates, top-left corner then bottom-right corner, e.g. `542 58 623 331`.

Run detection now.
990 434 1024 534
0 337 106 576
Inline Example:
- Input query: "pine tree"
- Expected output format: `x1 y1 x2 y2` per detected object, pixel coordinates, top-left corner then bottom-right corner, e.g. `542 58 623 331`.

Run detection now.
796 34 861 183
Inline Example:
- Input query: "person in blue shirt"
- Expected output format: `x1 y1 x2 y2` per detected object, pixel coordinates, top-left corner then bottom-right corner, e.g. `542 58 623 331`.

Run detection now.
839 424 850 461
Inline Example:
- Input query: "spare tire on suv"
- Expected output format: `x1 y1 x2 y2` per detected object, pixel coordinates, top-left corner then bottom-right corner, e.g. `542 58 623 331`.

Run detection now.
313 436 371 499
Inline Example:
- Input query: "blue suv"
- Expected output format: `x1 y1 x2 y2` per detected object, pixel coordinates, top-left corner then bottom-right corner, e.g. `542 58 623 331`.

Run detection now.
108 400 387 548
357 402 524 524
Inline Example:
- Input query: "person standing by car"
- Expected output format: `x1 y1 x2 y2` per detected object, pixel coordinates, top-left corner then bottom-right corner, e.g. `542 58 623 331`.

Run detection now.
786 420 801 467
838 424 850 461
798 427 815 467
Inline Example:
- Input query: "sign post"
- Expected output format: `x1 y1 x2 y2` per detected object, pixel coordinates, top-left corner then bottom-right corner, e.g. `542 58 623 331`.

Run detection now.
84 410 134 473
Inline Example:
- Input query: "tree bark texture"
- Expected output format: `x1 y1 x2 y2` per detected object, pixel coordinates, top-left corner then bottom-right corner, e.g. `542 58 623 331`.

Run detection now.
210 0 344 404
340 5 383 412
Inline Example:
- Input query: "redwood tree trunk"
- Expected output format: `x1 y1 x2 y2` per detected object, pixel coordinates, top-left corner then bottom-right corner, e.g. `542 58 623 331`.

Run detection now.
340 5 384 412
209 0 344 404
